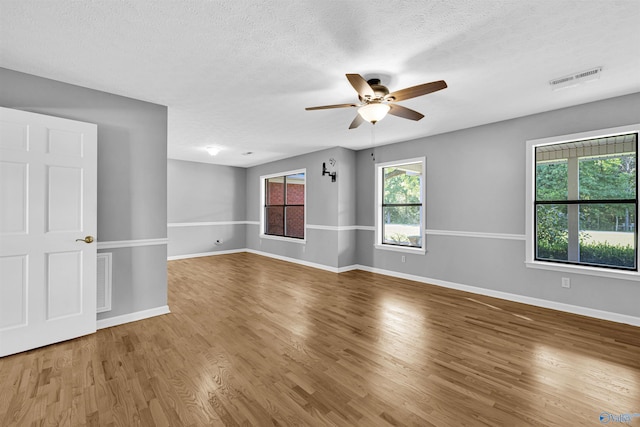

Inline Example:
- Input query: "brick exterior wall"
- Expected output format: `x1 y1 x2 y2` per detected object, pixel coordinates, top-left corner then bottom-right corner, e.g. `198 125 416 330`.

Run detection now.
266 180 304 238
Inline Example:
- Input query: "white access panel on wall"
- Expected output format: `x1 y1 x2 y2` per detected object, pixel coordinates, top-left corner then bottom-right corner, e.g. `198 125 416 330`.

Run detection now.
96 252 112 313
0 107 97 357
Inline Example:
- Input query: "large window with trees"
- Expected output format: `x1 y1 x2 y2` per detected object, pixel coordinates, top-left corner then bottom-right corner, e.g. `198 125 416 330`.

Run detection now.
261 170 305 240
375 158 425 252
530 130 637 272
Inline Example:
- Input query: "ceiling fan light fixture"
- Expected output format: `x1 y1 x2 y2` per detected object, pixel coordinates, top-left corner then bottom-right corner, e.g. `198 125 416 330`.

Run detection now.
358 103 390 124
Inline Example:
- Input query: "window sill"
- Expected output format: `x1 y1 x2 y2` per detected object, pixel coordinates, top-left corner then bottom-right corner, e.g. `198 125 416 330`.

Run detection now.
525 260 640 281
374 244 426 255
260 234 306 244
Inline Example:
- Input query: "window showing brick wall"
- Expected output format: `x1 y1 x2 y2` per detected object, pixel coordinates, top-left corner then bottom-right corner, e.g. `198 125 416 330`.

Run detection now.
264 172 305 239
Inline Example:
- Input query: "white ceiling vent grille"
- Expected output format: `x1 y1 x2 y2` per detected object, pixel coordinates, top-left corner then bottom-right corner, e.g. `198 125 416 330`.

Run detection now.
549 67 602 91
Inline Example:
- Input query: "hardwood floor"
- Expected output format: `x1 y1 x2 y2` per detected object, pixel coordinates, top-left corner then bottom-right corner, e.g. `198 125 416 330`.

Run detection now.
1 252 639 426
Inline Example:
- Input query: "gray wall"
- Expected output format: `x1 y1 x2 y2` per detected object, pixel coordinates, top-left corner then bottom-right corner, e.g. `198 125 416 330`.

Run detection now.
167 159 246 257
245 147 357 269
336 147 357 267
175 92 640 319
355 92 640 318
17 60 629 323
0 68 168 321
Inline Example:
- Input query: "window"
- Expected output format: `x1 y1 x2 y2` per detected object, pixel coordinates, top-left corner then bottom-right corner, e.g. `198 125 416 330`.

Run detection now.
261 170 305 240
375 158 425 253
527 126 639 275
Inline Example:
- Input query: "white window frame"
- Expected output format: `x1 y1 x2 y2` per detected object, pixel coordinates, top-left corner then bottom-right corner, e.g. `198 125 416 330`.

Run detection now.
260 168 306 244
375 157 426 254
525 124 640 281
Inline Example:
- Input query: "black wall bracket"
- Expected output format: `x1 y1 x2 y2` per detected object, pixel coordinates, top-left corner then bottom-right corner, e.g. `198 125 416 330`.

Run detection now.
322 162 336 182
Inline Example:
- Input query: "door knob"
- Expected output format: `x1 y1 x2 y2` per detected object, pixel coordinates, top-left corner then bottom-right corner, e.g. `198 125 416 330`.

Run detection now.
76 236 94 244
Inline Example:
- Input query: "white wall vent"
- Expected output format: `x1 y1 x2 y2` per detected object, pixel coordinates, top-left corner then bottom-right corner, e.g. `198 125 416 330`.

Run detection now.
549 67 602 91
97 253 112 313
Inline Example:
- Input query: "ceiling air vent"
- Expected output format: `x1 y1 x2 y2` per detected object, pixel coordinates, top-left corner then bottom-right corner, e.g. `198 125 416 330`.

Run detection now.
549 67 602 91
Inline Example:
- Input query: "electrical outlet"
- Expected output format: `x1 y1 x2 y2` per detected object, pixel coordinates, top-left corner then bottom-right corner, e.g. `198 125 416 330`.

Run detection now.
561 277 570 288
401 255 406 263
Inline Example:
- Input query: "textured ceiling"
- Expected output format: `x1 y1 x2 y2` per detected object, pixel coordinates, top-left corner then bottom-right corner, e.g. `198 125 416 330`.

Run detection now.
1 1 639 167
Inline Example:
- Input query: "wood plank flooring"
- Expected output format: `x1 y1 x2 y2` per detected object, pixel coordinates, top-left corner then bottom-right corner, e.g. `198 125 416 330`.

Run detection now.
1 252 639 426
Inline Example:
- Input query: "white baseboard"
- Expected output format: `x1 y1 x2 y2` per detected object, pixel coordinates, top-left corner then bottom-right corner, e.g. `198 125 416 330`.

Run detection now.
336 264 360 273
168 248 361 273
245 249 343 273
168 249 245 260
97 305 170 330
354 265 640 327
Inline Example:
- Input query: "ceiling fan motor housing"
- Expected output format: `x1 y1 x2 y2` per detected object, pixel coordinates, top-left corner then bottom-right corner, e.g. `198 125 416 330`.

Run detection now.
360 78 390 102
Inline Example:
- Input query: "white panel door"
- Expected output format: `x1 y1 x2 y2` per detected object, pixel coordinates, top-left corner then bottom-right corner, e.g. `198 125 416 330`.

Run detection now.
0 107 97 357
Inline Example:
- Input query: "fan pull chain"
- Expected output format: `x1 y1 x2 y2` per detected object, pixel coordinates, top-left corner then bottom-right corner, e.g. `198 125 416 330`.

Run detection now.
370 125 376 162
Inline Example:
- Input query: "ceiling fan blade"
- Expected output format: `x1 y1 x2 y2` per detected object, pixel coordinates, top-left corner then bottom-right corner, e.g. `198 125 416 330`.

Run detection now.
349 113 364 129
388 104 424 121
346 74 375 98
388 80 447 102
305 103 358 111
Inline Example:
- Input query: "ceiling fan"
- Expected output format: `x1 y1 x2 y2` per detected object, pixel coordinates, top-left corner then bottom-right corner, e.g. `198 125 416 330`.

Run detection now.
305 74 447 129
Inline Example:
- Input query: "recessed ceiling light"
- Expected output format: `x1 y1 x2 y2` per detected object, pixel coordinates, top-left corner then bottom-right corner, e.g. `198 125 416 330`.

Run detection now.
206 146 221 156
